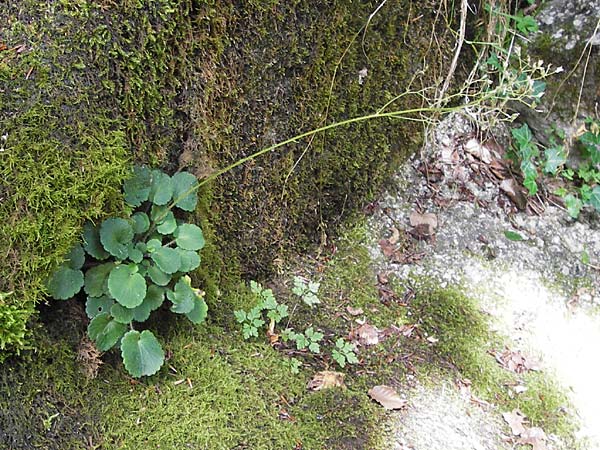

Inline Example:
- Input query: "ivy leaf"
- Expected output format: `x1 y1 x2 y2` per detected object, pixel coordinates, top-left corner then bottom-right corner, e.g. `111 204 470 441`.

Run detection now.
186 295 208 324
174 224 205 251
504 230 525 241
100 218 134 260
511 124 533 147
110 303 135 324
131 212 150 234
149 170 173 206
120 330 164 378
123 165 152 207
156 211 177 235
131 285 165 322
564 194 583 218
151 246 181 274
587 186 600 212
84 262 114 297
82 222 109 260
167 276 195 314
147 265 171 286
171 172 198 212
66 244 85 270
47 265 84 300
108 264 147 308
85 295 115 319
515 14 538 34
544 146 566 175
177 249 201 272
87 313 127 351
523 177 538 196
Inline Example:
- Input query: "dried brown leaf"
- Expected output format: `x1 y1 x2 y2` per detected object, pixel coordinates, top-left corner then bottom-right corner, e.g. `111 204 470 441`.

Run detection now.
307 371 346 391
378 239 396 258
464 138 492 164
388 227 401 245
346 306 364 316
495 348 540 374
77 336 103 380
377 272 389 285
368 385 408 410
499 178 527 210
502 409 527 436
354 323 380 346
517 427 548 450
409 211 438 239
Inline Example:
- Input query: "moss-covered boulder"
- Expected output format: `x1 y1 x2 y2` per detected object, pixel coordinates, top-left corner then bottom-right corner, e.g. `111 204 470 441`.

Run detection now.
518 0 599 149
0 0 456 357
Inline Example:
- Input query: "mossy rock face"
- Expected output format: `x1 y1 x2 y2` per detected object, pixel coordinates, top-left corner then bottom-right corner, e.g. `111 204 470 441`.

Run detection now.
185 0 456 276
0 0 457 356
518 0 599 146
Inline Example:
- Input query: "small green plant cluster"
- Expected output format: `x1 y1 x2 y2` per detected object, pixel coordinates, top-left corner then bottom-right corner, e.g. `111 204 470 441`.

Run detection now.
282 327 324 353
47 166 207 377
331 338 360 368
511 121 600 218
234 279 358 370
234 281 289 339
291 276 321 307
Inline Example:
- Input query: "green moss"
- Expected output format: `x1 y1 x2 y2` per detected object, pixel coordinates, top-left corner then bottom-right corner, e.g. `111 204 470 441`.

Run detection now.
1 0 456 357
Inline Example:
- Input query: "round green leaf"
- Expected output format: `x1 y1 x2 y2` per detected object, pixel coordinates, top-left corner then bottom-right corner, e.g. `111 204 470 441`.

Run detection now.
83 222 109 260
174 224 205 251
100 218 134 260
177 249 201 273
84 262 114 297
186 295 208 324
66 244 85 270
86 295 114 319
123 165 152 207
131 212 150 234
127 243 143 263
167 276 195 314
146 239 162 253
87 313 127 351
150 204 169 224
131 285 165 322
108 264 147 308
147 265 171 286
156 211 177 235
149 170 173 206
111 303 135 324
171 172 198 212
47 265 84 300
120 330 164 378
151 246 181 274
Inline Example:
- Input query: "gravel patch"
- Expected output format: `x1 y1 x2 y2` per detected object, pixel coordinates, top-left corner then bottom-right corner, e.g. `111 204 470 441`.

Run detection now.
368 113 600 449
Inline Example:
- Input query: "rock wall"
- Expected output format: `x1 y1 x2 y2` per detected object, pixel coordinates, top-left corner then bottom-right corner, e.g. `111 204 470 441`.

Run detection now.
519 0 600 147
0 0 457 356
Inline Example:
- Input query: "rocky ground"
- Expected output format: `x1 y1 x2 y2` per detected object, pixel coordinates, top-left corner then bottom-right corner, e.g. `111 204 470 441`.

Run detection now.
365 113 600 450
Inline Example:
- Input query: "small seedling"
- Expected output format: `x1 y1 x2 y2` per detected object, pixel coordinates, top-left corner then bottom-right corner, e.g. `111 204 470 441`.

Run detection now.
292 276 320 307
234 307 265 339
235 281 287 339
283 327 324 353
332 338 359 368
287 357 303 374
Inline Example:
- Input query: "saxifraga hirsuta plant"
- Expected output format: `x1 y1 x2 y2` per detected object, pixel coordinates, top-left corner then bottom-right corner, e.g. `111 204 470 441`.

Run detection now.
47 166 207 377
